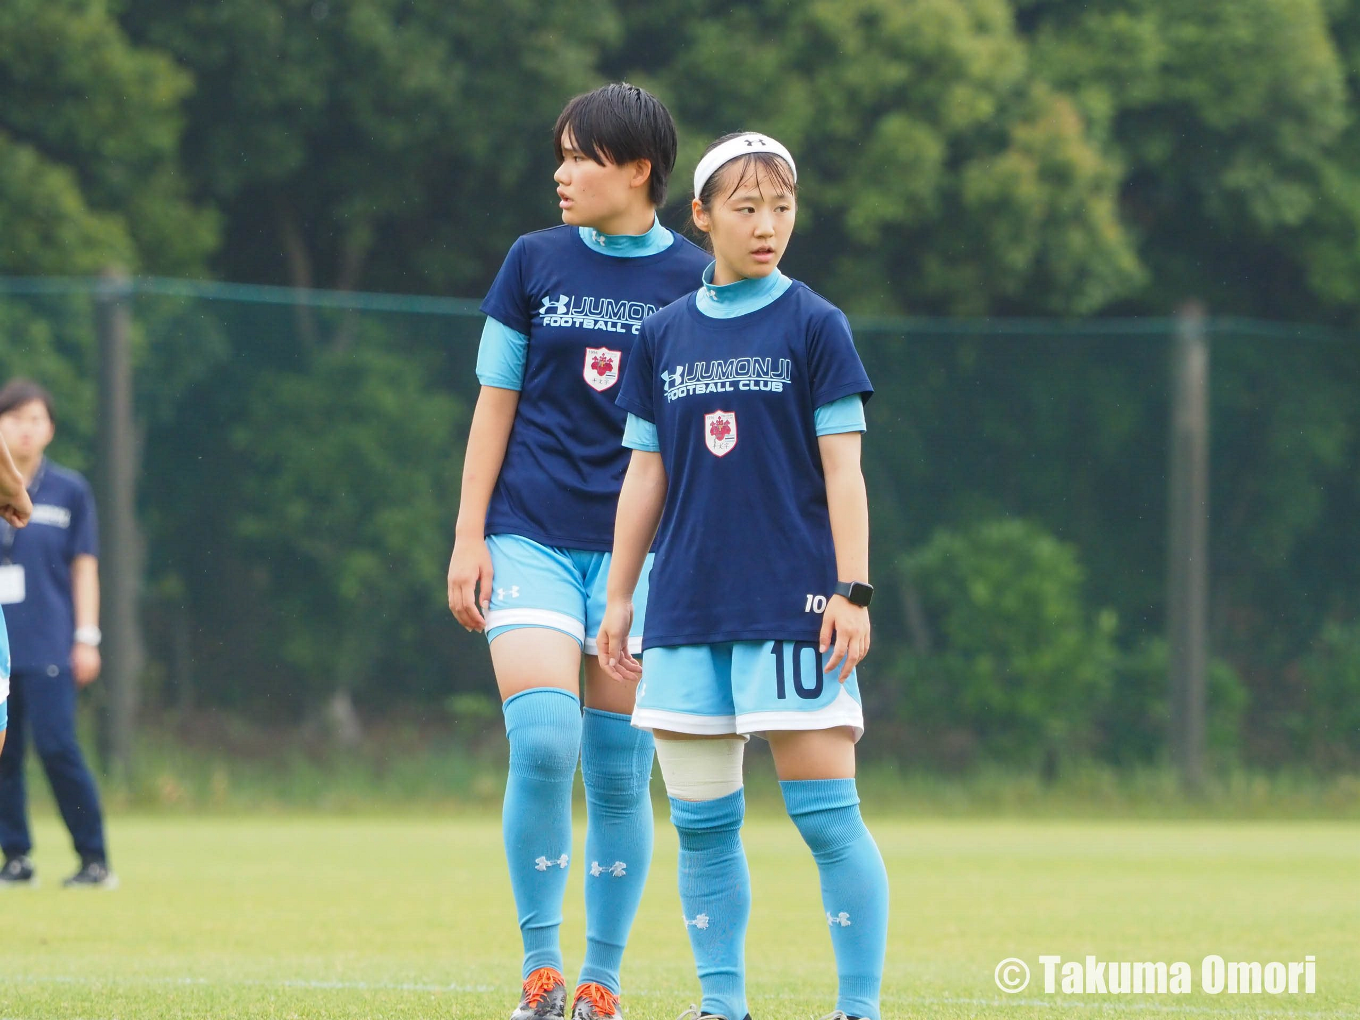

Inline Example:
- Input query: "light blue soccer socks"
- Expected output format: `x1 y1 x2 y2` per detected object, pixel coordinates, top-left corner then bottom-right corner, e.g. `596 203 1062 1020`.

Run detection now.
781 779 889 1020
578 708 655 994
502 687 582 978
670 789 751 1020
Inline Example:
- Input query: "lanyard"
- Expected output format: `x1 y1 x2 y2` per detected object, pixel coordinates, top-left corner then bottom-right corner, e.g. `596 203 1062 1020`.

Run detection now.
1 457 45 565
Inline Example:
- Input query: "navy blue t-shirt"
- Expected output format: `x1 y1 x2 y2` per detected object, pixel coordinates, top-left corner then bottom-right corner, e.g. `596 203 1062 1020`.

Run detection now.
479 224 710 550
0 460 99 671
617 281 873 649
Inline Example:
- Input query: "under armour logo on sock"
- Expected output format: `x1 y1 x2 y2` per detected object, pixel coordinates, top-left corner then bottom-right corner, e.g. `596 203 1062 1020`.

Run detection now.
683 913 710 930
827 911 852 927
535 854 569 871
590 860 627 878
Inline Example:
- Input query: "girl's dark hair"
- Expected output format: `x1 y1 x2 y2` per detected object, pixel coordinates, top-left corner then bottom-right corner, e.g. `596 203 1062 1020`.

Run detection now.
695 131 798 208
0 378 55 424
553 83 678 207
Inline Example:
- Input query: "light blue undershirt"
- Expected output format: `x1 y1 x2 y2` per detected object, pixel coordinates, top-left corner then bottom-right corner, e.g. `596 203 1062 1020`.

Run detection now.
623 261 866 451
475 216 675 391
694 260 794 318
579 214 673 258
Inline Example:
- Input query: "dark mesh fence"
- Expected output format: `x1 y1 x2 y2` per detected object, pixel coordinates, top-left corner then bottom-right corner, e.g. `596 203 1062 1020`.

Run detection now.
2 278 1356 770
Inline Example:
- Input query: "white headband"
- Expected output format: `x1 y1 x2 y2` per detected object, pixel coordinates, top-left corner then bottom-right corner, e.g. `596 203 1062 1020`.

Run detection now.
693 133 797 198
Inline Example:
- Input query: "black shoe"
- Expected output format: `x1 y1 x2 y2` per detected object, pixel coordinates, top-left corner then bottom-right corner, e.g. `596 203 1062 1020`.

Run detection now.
510 967 566 1020
63 858 118 889
676 1009 753 1020
571 983 620 1019
0 854 36 887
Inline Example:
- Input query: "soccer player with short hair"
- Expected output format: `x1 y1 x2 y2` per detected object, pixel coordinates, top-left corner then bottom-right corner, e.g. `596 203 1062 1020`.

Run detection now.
446 83 710 1020
0 430 34 757
598 133 891 1020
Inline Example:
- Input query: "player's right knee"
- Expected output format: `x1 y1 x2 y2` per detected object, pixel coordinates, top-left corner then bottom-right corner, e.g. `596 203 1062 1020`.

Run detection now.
504 687 582 780
654 734 746 801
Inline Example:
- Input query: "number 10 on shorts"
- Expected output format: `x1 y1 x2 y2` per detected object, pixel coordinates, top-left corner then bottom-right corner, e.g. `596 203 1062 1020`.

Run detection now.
771 641 824 700
804 593 828 613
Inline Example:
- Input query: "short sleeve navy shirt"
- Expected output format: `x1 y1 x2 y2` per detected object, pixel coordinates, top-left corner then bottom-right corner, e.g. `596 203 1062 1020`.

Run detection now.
479 225 710 550
1 459 99 671
616 281 873 649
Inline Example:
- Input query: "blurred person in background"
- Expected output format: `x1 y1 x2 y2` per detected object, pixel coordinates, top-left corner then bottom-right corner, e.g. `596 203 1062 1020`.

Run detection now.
0 379 115 889
0 430 34 757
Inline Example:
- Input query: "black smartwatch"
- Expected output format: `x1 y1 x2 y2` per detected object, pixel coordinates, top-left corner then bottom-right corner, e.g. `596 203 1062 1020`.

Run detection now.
833 580 874 608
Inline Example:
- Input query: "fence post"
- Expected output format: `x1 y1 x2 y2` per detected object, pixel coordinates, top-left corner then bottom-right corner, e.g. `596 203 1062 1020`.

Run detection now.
1168 302 1209 792
95 268 145 782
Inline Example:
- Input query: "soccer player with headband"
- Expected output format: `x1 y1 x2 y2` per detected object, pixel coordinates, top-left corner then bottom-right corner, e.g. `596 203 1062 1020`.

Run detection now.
599 132 890 1020
0 432 33 756
446 84 709 1020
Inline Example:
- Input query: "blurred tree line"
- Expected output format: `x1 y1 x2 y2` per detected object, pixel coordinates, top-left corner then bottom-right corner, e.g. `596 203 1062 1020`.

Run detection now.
1 0 1358 771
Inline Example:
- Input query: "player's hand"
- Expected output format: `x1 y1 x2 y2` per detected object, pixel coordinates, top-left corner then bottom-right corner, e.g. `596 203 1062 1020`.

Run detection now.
72 642 102 686
820 594 870 683
0 485 32 528
596 599 642 684
447 536 493 632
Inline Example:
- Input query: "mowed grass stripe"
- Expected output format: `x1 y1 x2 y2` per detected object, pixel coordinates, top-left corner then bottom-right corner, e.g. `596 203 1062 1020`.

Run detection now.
2 816 1356 1019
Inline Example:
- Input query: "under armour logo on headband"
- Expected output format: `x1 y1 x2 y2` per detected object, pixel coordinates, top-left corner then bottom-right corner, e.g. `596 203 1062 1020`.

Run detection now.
693 133 797 197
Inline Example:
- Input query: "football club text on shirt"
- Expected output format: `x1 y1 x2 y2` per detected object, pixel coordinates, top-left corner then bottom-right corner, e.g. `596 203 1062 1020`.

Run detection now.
661 357 794 401
538 293 658 334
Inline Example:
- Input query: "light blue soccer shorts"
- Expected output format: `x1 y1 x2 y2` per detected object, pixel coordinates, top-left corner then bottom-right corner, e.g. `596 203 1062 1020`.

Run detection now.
632 641 864 740
483 534 653 656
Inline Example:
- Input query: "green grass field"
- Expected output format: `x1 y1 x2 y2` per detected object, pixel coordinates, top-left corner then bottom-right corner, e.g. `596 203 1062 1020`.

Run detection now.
1 812 1356 1019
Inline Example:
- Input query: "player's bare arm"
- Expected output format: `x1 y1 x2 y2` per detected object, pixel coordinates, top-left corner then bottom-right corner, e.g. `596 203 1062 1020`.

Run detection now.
448 385 520 631
0 433 31 528
819 429 870 682
598 448 667 683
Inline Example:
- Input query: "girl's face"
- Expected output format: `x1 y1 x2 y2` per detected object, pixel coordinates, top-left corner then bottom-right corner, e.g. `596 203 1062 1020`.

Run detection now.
553 128 651 229
692 161 797 284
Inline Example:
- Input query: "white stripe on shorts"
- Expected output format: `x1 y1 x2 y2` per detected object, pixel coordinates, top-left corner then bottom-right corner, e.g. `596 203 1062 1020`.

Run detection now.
583 635 642 656
484 608 586 644
630 707 739 735
736 687 865 741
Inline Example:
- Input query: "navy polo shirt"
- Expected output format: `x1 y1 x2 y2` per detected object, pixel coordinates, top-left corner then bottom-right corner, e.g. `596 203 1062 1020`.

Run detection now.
0 459 99 671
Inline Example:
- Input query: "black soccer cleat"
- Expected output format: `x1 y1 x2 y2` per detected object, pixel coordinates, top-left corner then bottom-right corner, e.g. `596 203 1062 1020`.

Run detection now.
0 854 36 887
62 857 118 889
510 967 567 1020
571 983 620 1019
675 1008 753 1020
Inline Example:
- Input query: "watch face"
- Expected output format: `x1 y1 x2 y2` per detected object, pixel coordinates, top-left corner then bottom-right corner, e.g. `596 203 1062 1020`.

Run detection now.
838 581 873 607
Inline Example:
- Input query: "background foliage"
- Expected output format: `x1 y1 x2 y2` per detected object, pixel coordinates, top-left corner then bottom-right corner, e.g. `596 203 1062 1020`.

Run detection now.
1 1 1358 773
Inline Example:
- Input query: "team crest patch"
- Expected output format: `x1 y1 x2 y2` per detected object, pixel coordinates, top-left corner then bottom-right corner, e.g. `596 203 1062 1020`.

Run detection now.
584 346 621 391
704 410 738 457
